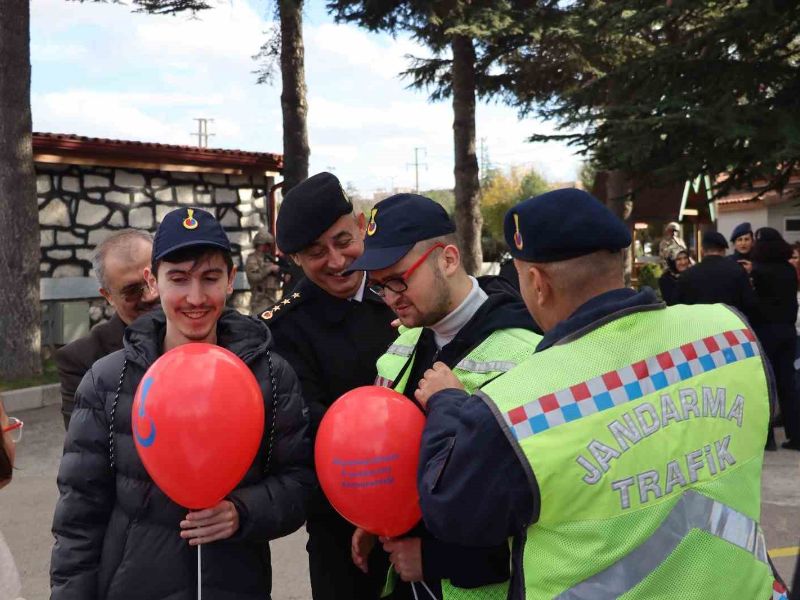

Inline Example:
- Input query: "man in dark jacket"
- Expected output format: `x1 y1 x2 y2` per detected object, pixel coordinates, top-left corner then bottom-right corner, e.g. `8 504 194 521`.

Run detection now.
676 231 758 321
345 193 541 598
55 229 159 429
259 172 396 600
50 208 314 600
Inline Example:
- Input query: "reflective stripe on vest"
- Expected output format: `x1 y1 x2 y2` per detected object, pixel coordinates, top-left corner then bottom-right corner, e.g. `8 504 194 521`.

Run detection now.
386 343 414 358
555 489 767 600
454 358 518 374
504 327 757 441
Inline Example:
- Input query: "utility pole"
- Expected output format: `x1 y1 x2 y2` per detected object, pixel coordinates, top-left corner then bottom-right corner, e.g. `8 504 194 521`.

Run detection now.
191 118 215 148
406 147 428 193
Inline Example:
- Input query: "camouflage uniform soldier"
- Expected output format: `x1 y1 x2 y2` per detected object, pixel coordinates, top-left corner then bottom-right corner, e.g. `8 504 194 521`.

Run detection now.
245 228 282 314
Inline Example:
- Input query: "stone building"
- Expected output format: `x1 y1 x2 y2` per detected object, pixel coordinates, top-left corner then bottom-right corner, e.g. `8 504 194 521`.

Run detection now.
35 132 282 344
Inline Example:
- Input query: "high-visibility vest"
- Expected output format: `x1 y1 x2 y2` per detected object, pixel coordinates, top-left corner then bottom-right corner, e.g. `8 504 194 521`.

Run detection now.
480 303 774 599
376 324 542 600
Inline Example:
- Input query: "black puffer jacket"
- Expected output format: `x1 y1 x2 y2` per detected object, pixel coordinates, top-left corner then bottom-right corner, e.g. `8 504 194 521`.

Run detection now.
50 309 314 600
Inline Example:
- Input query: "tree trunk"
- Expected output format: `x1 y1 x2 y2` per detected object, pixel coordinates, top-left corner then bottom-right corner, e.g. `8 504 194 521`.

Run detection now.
279 0 309 195
605 169 634 287
451 35 482 276
0 0 41 379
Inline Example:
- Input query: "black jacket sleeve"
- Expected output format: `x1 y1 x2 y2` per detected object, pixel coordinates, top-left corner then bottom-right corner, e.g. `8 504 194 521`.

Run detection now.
736 268 759 323
421 538 509 588
50 367 116 600
418 389 534 547
54 340 92 420
227 354 315 541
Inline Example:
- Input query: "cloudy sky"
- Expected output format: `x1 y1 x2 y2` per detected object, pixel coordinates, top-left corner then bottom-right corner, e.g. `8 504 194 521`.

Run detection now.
30 0 582 195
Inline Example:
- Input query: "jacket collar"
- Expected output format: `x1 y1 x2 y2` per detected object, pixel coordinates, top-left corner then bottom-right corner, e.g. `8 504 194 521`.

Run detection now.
123 308 272 369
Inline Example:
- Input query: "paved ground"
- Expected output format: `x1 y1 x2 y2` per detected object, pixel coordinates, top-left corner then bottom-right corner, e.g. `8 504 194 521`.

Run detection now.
1 404 798 600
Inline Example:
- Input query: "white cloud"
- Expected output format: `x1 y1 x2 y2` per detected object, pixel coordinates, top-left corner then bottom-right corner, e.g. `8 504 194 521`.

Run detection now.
32 90 187 142
305 23 425 81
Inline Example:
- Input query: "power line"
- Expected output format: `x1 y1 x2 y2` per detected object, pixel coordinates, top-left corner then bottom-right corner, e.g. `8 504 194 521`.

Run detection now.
406 147 428 193
191 118 215 148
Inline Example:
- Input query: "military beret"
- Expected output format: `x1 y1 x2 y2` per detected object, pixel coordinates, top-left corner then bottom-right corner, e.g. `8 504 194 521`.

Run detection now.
730 222 752 242
346 193 455 272
153 207 230 262
702 231 729 250
276 172 353 254
504 188 632 262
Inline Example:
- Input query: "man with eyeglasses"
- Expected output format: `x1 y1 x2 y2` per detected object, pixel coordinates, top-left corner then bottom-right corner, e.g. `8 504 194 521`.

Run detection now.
345 193 542 600
259 172 396 600
55 229 159 429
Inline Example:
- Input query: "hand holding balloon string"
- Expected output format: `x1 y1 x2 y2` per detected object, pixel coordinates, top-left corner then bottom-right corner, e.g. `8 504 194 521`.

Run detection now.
180 500 240 545
414 362 464 410
380 536 423 582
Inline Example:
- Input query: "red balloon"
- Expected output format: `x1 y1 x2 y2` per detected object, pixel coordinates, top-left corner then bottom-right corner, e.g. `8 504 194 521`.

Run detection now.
315 386 425 537
132 343 264 510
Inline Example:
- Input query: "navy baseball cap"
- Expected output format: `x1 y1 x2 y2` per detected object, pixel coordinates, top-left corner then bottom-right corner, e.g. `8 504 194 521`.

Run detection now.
152 207 231 262
346 193 456 272
505 188 631 262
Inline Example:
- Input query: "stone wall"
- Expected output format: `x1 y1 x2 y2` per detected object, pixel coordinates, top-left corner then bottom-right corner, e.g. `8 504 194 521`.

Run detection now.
37 162 273 279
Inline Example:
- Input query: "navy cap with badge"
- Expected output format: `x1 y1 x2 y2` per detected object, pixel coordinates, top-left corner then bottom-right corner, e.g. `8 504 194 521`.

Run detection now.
276 172 353 254
504 188 631 262
730 222 752 242
152 207 231 262
345 193 456 272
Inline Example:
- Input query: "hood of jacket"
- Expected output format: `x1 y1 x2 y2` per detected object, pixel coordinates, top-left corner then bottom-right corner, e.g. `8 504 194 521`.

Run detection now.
123 308 273 370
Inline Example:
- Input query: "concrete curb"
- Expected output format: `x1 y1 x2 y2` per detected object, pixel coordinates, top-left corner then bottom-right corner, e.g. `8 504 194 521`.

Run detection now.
0 383 61 413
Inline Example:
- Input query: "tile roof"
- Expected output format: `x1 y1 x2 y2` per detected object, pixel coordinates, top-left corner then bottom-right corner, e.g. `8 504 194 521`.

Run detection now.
32 132 282 173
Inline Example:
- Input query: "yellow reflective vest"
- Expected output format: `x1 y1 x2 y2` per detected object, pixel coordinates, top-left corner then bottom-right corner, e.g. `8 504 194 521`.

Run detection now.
376 324 542 600
479 303 774 599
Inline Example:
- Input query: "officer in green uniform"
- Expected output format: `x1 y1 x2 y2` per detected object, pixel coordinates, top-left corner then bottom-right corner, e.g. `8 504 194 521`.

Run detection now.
414 189 788 600
344 193 542 599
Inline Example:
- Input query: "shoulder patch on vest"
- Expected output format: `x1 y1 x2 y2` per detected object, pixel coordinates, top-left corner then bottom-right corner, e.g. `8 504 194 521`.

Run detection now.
259 291 304 322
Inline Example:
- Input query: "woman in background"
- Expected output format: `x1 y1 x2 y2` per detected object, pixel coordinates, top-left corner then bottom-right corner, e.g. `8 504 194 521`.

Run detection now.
659 248 690 305
0 399 23 600
750 228 799 451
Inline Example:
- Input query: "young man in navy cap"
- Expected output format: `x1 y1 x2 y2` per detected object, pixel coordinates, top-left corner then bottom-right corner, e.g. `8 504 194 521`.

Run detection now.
413 188 785 600
345 193 541 599
261 172 396 600
51 207 314 600
729 221 754 271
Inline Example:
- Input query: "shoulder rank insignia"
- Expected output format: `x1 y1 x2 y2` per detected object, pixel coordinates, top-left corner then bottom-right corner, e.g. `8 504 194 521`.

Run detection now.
260 292 302 321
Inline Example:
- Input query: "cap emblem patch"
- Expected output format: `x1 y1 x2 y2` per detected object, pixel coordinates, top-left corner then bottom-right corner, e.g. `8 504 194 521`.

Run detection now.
183 209 199 230
513 213 524 250
367 208 378 236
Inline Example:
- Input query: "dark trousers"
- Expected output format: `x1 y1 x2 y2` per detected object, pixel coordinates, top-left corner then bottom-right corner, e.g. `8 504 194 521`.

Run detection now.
306 512 390 600
757 324 800 442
